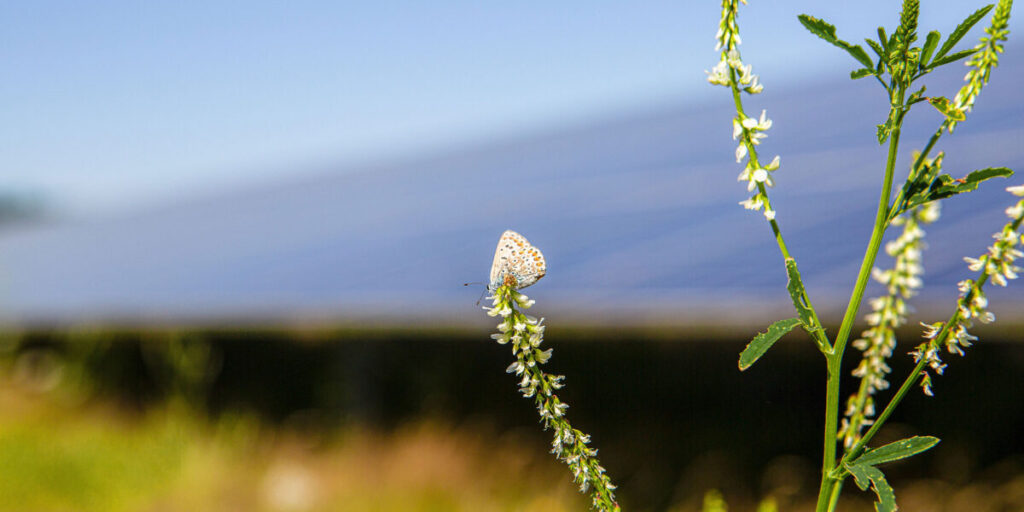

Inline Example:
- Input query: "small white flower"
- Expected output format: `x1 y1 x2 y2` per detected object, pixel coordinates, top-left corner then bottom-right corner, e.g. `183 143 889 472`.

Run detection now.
920 322 942 339
1007 184 1024 196
705 60 731 86
964 256 985 271
739 196 764 211
1005 203 1024 219
735 143 748 163
764 209 776 221
726 48 742 68
991 272 1008 287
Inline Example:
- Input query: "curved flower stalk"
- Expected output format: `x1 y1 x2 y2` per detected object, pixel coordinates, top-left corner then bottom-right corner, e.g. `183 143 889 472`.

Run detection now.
485 285 620 511
948 0 1013 133
911 185 1024 395
839 201 940 448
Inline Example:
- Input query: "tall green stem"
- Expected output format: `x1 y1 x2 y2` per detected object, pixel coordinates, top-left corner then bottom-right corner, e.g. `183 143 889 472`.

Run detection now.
815 92 906 512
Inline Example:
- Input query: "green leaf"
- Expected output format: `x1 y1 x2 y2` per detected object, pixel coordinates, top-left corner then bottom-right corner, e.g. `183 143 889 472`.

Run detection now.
798 15 874 69
877 27 890 53
855 436 941 467
900 167 1013 214
930 47 979 68
798 14 841 43
928 167 1013 200
739 318 801 371
934 5 995 61
846 461 871 491
864 466 897 512
876 122 891 144
851 68 875 79
845 45 875 71
785 259 822 335
844 462 898 512
927 96 966 122
920 31 941 65
866 38 886 61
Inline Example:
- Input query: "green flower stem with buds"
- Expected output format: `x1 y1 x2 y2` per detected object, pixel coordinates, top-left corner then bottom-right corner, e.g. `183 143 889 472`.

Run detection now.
716 7 831 353
485 285 620 511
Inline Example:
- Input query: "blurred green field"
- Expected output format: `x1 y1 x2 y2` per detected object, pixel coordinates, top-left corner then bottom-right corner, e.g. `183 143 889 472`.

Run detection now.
0 388 587 511
0 327 1022 511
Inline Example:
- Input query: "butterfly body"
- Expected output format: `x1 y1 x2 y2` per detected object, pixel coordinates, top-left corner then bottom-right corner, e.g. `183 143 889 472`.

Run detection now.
489 230 546 291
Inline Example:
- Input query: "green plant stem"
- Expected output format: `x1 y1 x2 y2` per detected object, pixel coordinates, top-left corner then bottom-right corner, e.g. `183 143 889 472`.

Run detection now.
815 90 906 512
827 480 844 511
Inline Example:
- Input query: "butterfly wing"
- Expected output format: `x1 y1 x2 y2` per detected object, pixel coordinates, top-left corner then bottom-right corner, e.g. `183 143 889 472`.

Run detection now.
489 230 546 290
489 230 517 289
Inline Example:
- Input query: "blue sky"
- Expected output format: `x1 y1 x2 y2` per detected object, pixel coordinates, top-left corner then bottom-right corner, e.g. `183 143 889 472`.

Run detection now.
2 1 1018 215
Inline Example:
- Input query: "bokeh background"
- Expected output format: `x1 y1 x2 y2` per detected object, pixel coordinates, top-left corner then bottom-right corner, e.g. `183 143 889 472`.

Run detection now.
1 2 1023 510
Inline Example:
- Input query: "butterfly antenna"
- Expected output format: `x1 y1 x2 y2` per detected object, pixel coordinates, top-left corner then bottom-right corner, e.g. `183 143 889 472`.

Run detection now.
463 281 490 306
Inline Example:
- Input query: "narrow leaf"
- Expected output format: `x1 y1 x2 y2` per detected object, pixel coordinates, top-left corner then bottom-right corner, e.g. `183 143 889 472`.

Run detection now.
929 167 1013 200
845 462 898 512
864 466 897 512
927 96 966 122
798 15 874 69
843 44 875 70
855 436 941 466
866 38 886 61
739 318 801 371
876 123 891 144
798 14 840 44
846 461 871 491
930 47 980 68
785 259 819 334
851 68 875 79
901 167 1013 213
877 27 890 53
920 30 941 65
935 5 995 61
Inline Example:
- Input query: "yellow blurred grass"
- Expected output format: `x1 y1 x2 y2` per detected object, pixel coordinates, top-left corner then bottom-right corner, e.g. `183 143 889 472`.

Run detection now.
0 382 584 512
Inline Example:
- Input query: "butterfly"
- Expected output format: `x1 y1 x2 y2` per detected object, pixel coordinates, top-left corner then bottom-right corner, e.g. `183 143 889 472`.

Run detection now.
489 230 547 291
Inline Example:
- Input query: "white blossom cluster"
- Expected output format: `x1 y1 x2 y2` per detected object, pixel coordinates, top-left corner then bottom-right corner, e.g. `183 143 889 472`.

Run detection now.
839 202 940 447
484 286 619 511
709 1 782 222
707 48 763 94
912 184 1024 396
949 0 1012 132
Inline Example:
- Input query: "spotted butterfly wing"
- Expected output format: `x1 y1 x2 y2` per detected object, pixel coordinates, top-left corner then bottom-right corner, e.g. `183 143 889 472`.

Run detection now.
489 230 547 291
